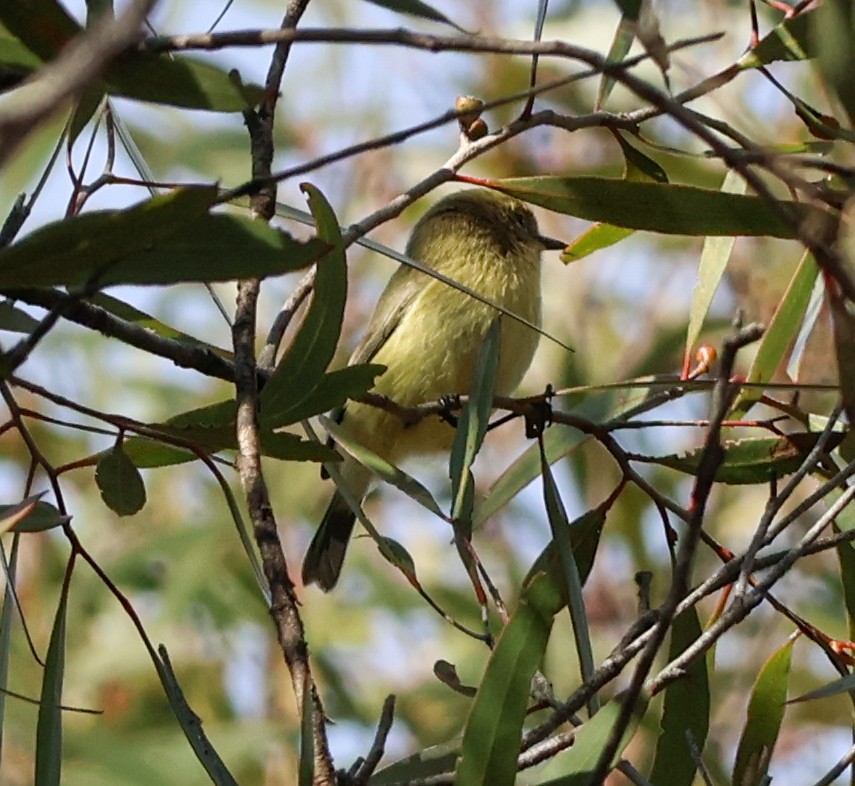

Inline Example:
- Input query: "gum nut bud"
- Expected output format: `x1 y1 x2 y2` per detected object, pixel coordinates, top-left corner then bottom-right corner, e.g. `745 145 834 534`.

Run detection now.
465 118 489 140
696 344 717 370
455 95 484 126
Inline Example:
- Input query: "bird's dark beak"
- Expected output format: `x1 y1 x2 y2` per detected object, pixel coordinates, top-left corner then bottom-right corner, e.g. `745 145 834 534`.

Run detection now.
538 234 566 251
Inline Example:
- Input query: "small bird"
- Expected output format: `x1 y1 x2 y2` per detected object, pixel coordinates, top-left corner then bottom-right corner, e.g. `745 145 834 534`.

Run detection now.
302 188 558 590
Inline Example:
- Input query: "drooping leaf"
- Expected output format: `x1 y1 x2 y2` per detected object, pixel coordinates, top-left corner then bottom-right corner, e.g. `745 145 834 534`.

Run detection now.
95 443 147 516
810 2 855 126
321 416 444 517
450 318 501 536
0 536 21 754
640 431 844 485
35 579 70 786
648 608 710 786
731 252 819 416
0 187 329 288
260 184 346 420
454 564 564 786
540 438 595 696
684 170 745 366
595 14 636 110
478 176 818 238
732 638 794 786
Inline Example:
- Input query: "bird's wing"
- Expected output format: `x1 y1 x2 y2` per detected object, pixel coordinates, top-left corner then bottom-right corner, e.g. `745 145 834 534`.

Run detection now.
348 265 424 365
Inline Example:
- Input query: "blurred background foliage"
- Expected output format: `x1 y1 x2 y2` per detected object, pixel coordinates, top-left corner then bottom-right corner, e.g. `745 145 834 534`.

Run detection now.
1 0 852 784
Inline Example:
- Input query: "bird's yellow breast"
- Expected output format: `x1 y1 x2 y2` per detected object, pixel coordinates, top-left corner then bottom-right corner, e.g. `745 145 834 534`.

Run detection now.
343 236 542 462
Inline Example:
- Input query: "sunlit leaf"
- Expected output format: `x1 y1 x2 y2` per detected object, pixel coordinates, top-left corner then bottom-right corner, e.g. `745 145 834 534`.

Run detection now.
738 8 815 68
562 223 634 263
732 638 793 786
479 176 816 238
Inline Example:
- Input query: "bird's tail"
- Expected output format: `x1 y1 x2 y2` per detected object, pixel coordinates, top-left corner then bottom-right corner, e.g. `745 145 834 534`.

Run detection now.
302 461 371 591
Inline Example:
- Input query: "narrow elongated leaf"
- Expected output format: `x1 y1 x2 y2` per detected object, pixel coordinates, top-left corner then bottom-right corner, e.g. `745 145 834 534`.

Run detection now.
372 739 460 784
595 14 636 110
640 431 844 485
0 299 39 333
685 170 745 364
454 567 564 786
731 252 819 416
362 0 467 32
0 187 328 288
732 638 793 786
105 52 264 112
536 693 648 785
95 444 147 516
810 2 855 127
0 0 79 62
789 672 855 703
261 184 346 418
562 223 633 263
321 416 444 517
261 364 385 429
829 285 855 427
475 427 588 526
540 439 595 698
0 536 20 755
87 292 233 358
738 8 815 68
35 582 69 786
648 609 710 786
449 318 501 531
154 646 240 786
481 176 818 238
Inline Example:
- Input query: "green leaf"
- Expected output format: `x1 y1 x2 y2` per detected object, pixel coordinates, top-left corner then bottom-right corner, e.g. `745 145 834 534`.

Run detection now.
35 581 69 786
105 52 264 112
641 431 844 485
595 15 636 110
0 187 329 288
730 252 819 416
261 184 346 420
450 318 501 531
321 416 444 517
362 0 468 32
561 223 634 263
153 646 240 786
732 638 793 786
95 443 147 516
738 9 816 68
0 0 80 62
789 671 855 704
142 399 336 463
536 693 648 785
829 286 855 427
372 740 460 784
261 364 385 429
475 426 588 527
540 439 595 698
118 438 198 469
684 169 745 362
614 132 669 183
648 609 710 786
0 536 20 754
0 498 68 533
454 567 564 786
482 176 818 238
811 2 855 127
86 292 233 358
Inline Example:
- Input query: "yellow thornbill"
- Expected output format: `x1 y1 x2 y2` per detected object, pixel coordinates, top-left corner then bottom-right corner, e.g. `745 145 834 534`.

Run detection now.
302 188 561 591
